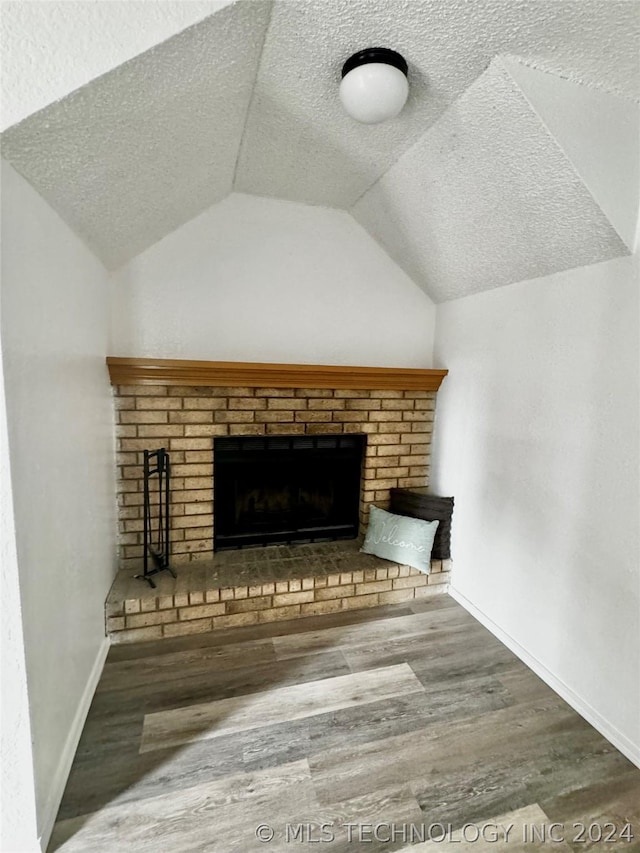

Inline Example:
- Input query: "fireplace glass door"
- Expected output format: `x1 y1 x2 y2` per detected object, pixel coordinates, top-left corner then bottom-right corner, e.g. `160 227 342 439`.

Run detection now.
214 434 365 550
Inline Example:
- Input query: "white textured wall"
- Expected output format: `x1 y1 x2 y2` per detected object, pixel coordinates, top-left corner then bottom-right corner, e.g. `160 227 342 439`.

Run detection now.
0 344 39 852
0 161 117 844
0 0 231 131
110 193 436 368
430 253 640 764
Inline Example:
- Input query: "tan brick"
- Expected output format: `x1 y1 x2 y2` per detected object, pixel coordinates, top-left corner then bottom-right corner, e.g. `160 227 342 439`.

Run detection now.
428 573 449 586
140 597 158 612
381 399 414 410
295 410 332 422
364 478 398 490
400 432 430 445
314 584 355 601
414 585 447 600
442 559 452 573
356 579 392 595
267 398 306 410
230 424 266 436
171 464 211 477
386 565 400 579
126 610 177 628
288 579 302 592
120 410 169 425
106 616 125 632
125 385 167 396
171 489 212 502
306 424 343 434
114 396 135 410
302 578 315 591
398 477 427 488
375 466 409 479
185 450 214 463
275 581 289 594
255 410 295 423
214 411 255 423
295 388 334 398
205 589 220 603
254 388 296 397
272 590 314 607
307 398 345 410
220 588 234 601
370 410 403 422
110 626 163 644
182 398 228 410
332 411 369 422
213 612 259 629
158 595 174 609
124 599 141 614
393 574 428 589
184 502 213 516
378 588 416 604
116 425 137 439
179 603 226 620
265 423 305 435
334 389 370 398
345 399 381 410
368 434 403 445
261 583 275 596
258 605 302 622
313 576 328 588
184 424 230 437
226 595 272 613
170 438 212 451
414 399 436 411
188 591 205 605
164 618 213 637
376 422 405 433
377 444 410 456
172 516 212 530
228 397 267 410
169 410 214 424
342 593 379 609
371 390 404 399
136 397 181 410
300 599 343 616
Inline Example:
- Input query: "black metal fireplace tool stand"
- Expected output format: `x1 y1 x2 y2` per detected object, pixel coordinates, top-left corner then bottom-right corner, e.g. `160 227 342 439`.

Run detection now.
135 447 176 589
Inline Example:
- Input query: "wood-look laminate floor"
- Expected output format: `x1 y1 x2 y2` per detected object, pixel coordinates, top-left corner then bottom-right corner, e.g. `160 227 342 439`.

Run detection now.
49 597 640 853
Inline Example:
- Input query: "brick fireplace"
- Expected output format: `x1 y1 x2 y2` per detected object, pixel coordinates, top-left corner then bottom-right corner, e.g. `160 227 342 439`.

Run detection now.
110 360 446 571
105 359 449 642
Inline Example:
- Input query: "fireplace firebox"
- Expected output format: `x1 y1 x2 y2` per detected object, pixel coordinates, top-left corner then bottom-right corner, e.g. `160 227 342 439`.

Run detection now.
214 434 365 550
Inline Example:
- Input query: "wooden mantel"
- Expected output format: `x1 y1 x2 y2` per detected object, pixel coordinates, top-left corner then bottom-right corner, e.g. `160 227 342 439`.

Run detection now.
106 357 448 392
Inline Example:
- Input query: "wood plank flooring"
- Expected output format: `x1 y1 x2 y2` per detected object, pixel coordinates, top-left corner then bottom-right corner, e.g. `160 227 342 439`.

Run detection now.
49 596 640 853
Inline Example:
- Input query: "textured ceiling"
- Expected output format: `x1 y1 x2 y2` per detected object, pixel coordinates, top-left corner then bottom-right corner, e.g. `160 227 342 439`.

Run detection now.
1 2 271 267
1 0 638 293
353 58 629 303
0 1 233 131
236 0 639 208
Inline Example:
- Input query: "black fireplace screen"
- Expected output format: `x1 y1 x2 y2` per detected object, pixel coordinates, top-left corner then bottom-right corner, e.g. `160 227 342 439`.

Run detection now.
214 434 365 550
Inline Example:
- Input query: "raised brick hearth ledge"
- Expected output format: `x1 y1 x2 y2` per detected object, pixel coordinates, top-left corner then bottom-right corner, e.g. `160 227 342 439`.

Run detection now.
106 540 452 644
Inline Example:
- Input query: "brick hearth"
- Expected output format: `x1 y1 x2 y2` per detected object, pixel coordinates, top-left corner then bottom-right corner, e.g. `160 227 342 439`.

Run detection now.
106 540 451 644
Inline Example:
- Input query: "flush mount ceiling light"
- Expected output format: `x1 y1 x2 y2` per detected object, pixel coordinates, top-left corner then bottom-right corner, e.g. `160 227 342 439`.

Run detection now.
339 47 409 124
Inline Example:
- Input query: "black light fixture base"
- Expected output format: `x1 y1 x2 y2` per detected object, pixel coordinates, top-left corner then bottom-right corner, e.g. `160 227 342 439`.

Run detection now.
341 47 408 79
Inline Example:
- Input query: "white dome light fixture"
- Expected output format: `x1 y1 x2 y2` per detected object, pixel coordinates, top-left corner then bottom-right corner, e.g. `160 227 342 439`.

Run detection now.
340 47 409 124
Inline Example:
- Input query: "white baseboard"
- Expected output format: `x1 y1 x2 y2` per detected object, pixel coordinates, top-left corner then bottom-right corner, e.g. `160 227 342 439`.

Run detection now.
449 586 640 769
38 637 109 852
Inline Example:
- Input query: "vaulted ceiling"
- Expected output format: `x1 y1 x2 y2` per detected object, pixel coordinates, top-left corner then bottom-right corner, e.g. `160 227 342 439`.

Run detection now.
1 0 638 300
